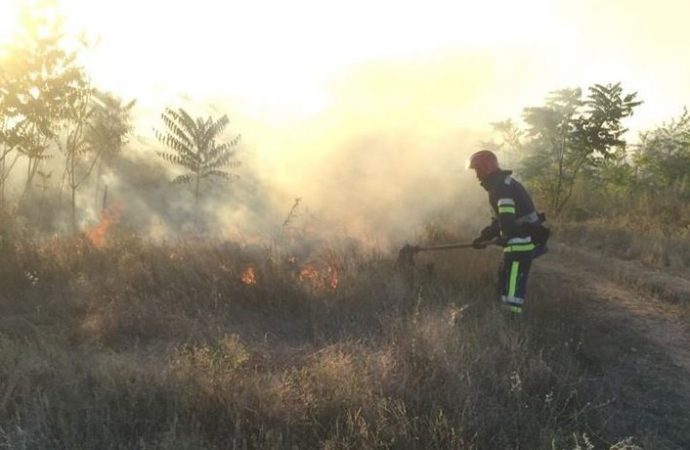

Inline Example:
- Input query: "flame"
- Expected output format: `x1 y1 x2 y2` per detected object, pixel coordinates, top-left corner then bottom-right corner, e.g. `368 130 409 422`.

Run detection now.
327 266 339 290
298 265 319 283
241 266 257 285
85 203 123 248
298 263 338 291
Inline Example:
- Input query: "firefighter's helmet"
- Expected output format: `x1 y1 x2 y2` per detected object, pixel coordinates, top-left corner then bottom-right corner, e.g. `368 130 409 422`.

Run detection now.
467 150 499 178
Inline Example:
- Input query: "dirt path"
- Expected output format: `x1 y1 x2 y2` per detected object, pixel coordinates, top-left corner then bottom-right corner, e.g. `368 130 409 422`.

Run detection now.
534 244 690 449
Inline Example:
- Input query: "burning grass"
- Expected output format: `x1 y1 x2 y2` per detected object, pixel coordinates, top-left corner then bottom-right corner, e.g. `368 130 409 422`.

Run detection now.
0 223 646 449
84 203 124 249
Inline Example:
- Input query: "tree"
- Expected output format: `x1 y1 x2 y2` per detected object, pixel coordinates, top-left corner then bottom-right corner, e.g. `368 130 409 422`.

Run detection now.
57 88 135 228
480 119 524 169
155 107 241 207
633 108 690 197
87 91 136 210
60 81 92 228
0 105 24 207
519 83 641 215
0 1 87 199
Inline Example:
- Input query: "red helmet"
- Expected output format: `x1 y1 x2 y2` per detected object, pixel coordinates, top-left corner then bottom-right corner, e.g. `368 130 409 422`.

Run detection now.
467 150 499 178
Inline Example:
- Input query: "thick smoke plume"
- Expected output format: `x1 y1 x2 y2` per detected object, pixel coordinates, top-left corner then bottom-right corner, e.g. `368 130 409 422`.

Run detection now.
6 54 518 249
71 56 513 248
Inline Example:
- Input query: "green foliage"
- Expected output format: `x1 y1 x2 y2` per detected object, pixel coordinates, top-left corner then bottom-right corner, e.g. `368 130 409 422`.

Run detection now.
493 85 690 228
155 107 241 203
518 83 641 215
480 119 524 169
578 146 637 212
0 3 88 192
60 82 95 227
87 90 136 160
634 108 690 197
0 2 136 224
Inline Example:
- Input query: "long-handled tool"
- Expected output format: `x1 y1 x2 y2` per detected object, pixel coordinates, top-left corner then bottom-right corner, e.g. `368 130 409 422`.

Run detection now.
397 240 499 267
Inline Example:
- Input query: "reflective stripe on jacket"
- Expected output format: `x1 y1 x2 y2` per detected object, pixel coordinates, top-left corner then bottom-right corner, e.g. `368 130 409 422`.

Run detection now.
480 170 541 253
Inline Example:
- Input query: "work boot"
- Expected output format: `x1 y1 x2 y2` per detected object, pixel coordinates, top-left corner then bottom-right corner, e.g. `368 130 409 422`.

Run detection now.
503 304 523 314
500 296 523 315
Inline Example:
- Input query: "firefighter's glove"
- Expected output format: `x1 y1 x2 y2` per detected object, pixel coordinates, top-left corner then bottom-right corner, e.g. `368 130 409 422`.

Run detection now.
471 237 488 249
496 234 509 247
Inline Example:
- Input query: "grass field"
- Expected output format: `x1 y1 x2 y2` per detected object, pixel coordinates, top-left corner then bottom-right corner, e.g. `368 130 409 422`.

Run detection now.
0 220 648 449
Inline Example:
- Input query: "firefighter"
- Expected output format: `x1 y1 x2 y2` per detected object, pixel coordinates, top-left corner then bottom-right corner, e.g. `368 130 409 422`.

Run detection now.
468 150 549 314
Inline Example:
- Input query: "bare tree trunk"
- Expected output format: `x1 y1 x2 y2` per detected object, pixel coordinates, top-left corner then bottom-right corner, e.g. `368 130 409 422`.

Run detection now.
551 116 573 216
70 152 77 231
102 184 108 211
94 159 103 210
194 172 201 204
25 158 33 193
0 152 21 210
194 171 201 223
0 155 5 209
71 185 77 230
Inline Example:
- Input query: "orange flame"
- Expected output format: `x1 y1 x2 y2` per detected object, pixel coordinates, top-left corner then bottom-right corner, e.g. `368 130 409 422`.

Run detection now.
241 266 257 285
85 203 123 248
299 265 319 282
298 263 338 291
327 266 339 290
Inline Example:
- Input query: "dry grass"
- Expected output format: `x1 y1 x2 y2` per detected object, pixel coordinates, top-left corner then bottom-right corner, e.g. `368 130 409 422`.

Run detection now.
0 220 644 449
556 187 690 272
555 220 690 272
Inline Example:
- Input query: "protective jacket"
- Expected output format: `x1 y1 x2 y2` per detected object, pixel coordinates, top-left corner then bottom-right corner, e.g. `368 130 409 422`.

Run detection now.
478 170 547 253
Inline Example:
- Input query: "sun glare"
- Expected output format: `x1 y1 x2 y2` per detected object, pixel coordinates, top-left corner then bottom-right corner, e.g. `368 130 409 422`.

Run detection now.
3 0 689 136
3 0 568 117
0 2 21 45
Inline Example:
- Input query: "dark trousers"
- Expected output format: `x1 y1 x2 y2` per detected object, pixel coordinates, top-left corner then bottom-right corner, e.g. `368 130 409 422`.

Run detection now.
498 251 533 313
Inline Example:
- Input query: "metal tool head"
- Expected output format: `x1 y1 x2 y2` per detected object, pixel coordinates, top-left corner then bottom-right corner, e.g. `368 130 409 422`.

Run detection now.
397 243 419 268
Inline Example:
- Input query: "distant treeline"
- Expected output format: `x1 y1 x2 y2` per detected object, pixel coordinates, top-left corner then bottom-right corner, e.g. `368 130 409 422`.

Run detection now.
484 85 690 226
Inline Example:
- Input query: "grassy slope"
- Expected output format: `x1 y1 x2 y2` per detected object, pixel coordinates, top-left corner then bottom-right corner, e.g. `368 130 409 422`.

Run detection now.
0 226 647 449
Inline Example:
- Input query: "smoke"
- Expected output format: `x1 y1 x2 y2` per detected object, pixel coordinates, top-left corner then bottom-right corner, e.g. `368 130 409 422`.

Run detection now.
6 54 518 248
228 54 514 246
7 0 690 252
74 54 513 248
7 0 690 253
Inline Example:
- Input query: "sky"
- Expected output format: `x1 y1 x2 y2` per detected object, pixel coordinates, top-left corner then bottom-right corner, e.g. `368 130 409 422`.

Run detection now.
5 0 681 125
1 0 689 240
3 0 688 128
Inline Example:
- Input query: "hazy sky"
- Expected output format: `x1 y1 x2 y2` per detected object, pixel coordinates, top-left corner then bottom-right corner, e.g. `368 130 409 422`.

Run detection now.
3 0 688 130
40 1 690 122
1 0 689 240
31 1 685 169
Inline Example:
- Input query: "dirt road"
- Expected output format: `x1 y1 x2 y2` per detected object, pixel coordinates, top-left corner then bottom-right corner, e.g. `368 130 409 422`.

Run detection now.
534 244 690 449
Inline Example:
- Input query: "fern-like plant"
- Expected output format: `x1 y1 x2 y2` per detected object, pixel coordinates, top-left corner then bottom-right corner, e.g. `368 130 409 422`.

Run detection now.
155 107 241 204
